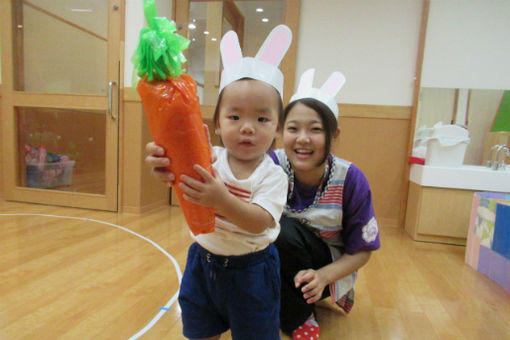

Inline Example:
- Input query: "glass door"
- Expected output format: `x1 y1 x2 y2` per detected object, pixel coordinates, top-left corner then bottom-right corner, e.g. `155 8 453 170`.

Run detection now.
1 0 122 211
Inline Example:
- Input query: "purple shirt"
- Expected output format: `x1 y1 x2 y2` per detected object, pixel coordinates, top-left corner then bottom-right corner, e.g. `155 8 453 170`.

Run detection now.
269 150 380 254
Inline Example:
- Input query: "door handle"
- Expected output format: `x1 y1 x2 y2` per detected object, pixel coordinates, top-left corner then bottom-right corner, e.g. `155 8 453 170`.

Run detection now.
108 80 117 120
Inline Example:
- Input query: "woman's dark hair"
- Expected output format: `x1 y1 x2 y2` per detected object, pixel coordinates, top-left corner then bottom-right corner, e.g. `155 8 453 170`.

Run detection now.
284 98 338 165
213 78 284 130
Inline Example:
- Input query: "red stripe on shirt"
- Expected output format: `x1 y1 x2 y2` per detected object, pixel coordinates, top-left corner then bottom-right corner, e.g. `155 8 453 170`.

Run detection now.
319 185 343 204
225 183 251 195
224 183 251 201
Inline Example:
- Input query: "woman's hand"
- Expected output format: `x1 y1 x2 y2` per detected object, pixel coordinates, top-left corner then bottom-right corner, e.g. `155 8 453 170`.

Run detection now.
145 142 175 186
294 269 328 304
294 251 371 304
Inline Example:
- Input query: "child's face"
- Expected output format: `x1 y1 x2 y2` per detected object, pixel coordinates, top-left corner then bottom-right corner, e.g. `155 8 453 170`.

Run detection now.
216 80 280 164
283 102 327 173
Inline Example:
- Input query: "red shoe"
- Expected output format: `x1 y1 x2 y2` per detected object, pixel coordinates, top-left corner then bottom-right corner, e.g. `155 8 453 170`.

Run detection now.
292 319 320 340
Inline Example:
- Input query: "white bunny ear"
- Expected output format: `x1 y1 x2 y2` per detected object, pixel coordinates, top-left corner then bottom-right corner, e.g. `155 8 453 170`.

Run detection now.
320 72 346 98
220 30 243 68
297 68 315 94
219 25 291 97
255 25 292 66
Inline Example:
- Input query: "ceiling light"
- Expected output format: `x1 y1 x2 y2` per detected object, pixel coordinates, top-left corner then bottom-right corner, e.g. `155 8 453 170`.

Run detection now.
211 37 217 41
203 31 209 35
262 18 269 23
188 23 196 30
256 8 264 12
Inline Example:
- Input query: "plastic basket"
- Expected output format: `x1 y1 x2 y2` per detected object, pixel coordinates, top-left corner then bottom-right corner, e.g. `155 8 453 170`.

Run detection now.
26 161 75 189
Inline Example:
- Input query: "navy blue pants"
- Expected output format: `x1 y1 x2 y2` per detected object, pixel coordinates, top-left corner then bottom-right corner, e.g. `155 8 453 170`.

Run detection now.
179 242 281 339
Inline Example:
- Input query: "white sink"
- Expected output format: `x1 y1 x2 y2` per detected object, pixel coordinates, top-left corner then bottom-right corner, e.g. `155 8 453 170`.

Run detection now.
410 164 510 192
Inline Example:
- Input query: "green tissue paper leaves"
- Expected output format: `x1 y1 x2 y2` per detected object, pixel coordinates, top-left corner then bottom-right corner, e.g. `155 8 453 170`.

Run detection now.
132 0 190 82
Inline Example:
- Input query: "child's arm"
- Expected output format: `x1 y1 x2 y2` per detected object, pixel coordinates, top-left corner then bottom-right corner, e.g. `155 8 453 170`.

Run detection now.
179 164 274 234
294 251 371 304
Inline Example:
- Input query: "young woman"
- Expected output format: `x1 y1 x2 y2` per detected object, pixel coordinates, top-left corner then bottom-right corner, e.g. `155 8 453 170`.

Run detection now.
270 72 380 338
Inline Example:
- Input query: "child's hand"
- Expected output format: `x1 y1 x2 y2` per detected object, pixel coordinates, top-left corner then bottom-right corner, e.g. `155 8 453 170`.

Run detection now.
294 269 327 304
179 164 228 208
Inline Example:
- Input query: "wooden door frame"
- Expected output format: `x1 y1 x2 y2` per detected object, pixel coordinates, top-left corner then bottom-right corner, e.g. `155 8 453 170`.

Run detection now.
0 0 123 211
400 0 429 227
175 0 300 108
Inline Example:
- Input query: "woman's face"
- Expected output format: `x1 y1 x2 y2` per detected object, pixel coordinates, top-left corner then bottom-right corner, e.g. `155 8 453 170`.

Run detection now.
283 102 327 174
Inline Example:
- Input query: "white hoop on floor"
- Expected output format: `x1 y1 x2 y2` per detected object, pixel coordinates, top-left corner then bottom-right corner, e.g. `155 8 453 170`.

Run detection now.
0 213 182 339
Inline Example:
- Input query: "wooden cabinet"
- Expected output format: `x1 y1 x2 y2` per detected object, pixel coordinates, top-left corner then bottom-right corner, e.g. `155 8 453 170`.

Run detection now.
405 181 475 245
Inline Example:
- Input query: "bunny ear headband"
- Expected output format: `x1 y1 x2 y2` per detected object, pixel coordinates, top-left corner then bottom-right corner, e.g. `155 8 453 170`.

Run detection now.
290 68 346 120
219 25 292 98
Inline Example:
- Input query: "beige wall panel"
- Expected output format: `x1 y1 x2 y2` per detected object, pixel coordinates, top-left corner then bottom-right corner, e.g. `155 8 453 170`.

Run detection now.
121 100 167 213
404 181 421 237
121 101 143 211
333 115 411 227
140 107 169 210
0 85 3 197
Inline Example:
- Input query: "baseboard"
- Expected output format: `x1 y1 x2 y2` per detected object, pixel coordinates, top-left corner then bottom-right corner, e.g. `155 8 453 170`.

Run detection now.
121 199 168 214
338 103 412 120
377 217 400 228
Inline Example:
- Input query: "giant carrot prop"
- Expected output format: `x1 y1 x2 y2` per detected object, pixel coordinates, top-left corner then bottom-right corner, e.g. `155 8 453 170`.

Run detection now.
132 0 215 235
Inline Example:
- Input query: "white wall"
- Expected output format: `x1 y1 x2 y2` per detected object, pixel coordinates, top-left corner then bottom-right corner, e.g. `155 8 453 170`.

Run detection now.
421 0 510 90
296 0 422 106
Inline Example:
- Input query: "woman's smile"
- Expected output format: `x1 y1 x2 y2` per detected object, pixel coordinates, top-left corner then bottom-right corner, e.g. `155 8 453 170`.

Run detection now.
294 148 314 160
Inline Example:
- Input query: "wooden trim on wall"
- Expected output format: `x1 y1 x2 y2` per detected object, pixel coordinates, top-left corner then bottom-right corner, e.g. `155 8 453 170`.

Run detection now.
0 84 3 199
407 0 430 159
123 87 140 102
123 88 412 121
12 92 107 110
338 103 411 120
175 0 190 59
201 105 216 120
223 0 245 47
282 0 300 105
1 0 17 201
400 0 430 228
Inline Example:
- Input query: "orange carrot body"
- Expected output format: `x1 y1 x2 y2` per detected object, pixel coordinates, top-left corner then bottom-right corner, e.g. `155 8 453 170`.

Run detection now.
137 74 215 235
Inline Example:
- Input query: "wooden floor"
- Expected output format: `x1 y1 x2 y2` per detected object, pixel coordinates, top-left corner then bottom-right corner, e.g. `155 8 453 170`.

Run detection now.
0 199 509 340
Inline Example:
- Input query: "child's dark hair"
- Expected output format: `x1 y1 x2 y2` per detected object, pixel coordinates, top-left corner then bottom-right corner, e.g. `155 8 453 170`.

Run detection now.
213 78 284 130
284 98 338 165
